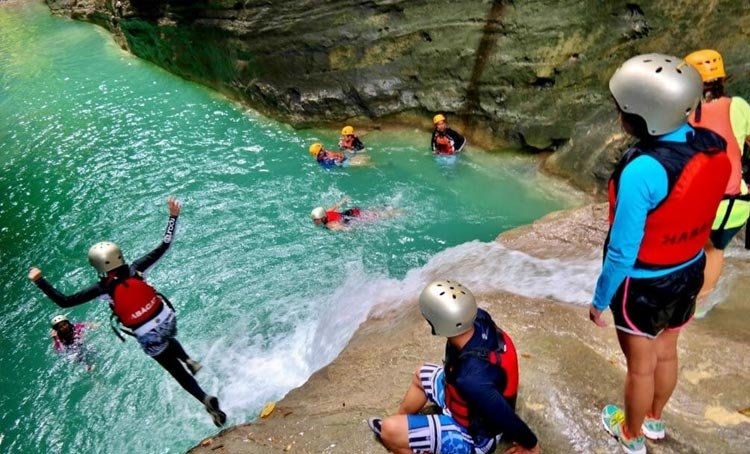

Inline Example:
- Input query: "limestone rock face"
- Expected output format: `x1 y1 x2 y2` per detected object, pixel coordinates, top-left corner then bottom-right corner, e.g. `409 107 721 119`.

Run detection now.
45 0 750 190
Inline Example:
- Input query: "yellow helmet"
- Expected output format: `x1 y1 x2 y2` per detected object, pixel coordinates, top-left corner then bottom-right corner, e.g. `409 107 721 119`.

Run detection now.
341 126 354 136
433 114 446 124
308 143 323 157
684 49 725 82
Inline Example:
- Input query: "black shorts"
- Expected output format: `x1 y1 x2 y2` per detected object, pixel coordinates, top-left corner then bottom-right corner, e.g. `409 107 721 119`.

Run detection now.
709 226 742 250
610 255 705 339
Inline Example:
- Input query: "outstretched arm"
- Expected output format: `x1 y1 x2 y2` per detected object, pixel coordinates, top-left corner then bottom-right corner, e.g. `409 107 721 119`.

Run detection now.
29 268 105 308
327 196 351 212
131 197 180 273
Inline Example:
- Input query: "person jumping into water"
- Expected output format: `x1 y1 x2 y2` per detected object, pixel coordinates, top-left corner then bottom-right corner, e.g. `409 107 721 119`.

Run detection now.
590 54 729 454
50 314 98 371
684 49 750 302
28 197 227 427
431 114 466 155
368 280 540 454
310 196 401 231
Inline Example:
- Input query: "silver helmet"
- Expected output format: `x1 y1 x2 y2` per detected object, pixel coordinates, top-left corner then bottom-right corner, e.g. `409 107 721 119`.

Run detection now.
310 207 326 220
87 241 125 275
50 314 69 327
419 280 477 337
609 53 702 136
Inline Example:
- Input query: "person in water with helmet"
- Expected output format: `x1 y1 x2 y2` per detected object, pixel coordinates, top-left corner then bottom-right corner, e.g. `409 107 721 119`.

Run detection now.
310 196 402 231
368 280 540 454
338 125 365 152
431 114 466 155
50 314 98 371
590 54 730 454
28 197 227 427
684 49 750 302
308 142 370 168
310 196 362 231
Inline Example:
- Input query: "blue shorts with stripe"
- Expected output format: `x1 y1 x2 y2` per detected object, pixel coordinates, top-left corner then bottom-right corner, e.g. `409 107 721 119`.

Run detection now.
407 363 499 454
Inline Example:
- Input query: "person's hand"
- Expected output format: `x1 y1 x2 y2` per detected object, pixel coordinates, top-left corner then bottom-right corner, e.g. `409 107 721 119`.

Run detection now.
168 197 181 217
28 267 42 282
589 305 607 327
505 443 540 454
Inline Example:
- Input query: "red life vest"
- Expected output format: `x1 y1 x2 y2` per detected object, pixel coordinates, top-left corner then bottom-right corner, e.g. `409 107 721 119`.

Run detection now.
339 136 354 150
434 134 455 155
689 97 742 196
607 128 730 268
110 275 164 328
444 329 519 429
326 210 342 223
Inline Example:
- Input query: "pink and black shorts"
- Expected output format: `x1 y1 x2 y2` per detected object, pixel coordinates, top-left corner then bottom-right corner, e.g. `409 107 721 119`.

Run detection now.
610 255 705 339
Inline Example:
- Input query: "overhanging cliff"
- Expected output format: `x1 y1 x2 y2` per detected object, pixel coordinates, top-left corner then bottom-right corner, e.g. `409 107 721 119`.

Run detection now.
46 0 750 192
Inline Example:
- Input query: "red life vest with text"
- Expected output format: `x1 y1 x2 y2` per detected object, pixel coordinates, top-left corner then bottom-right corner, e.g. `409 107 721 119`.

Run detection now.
607 128 730 268
110 275 164 328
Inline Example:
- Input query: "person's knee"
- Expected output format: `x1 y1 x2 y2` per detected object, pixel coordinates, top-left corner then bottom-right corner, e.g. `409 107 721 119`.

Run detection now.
380 416 407 446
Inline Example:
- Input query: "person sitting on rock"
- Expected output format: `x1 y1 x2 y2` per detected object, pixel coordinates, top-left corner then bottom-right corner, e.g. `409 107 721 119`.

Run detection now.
684 49 750 303
431 114 466 155
368 280 540 454
338 126 365 153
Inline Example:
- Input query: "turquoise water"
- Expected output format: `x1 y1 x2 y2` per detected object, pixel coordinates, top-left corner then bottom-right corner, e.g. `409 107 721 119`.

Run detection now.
0 2 576 453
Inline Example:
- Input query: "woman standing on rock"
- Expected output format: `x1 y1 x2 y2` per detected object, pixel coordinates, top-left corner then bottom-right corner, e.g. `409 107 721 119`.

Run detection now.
589 54 730 454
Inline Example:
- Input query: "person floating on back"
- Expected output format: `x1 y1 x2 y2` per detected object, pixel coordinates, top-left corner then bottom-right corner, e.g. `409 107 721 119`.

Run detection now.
368 280 540 454
431 114 466 155
310 196 402 231
339 125 365 153
50 314 97 371
590 54 730 454
684 49 750 303
309 142 370 168
28 197 227 427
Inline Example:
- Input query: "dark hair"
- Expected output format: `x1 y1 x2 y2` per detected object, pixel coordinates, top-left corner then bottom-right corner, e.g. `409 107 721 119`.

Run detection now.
703 79 725 100
618 109 653 140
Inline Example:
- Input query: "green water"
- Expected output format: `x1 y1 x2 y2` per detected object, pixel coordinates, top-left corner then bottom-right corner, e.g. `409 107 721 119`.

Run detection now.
0 2 576 453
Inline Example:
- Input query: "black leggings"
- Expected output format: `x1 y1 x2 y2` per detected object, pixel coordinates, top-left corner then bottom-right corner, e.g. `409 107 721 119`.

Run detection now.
153 338 206 403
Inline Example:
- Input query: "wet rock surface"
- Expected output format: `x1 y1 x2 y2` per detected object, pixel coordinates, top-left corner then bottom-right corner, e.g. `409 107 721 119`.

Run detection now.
45 0 750 191
187 205 750 453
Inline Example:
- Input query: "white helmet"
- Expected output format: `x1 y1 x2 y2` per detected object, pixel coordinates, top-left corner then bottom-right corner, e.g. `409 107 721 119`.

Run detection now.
419 280 477 337
310 207 326 220
50 314 69 328
609 53 702 136
87 241 125 275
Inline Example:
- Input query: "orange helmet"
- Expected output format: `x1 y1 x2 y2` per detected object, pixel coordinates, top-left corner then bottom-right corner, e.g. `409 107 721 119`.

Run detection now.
684 49 725 82
341 126 354 136
308 143 323 157
432 114 446 124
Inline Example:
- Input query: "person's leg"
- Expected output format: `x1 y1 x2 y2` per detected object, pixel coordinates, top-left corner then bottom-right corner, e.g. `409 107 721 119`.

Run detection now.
698 241 724 299
651 329 680 419
152 340 207 403
380 415 413 454
398 366 429 414
616 330 657 438
169 337 191 362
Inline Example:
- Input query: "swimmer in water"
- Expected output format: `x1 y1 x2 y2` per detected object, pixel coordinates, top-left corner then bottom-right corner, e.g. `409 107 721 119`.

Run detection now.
310 196 402 231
